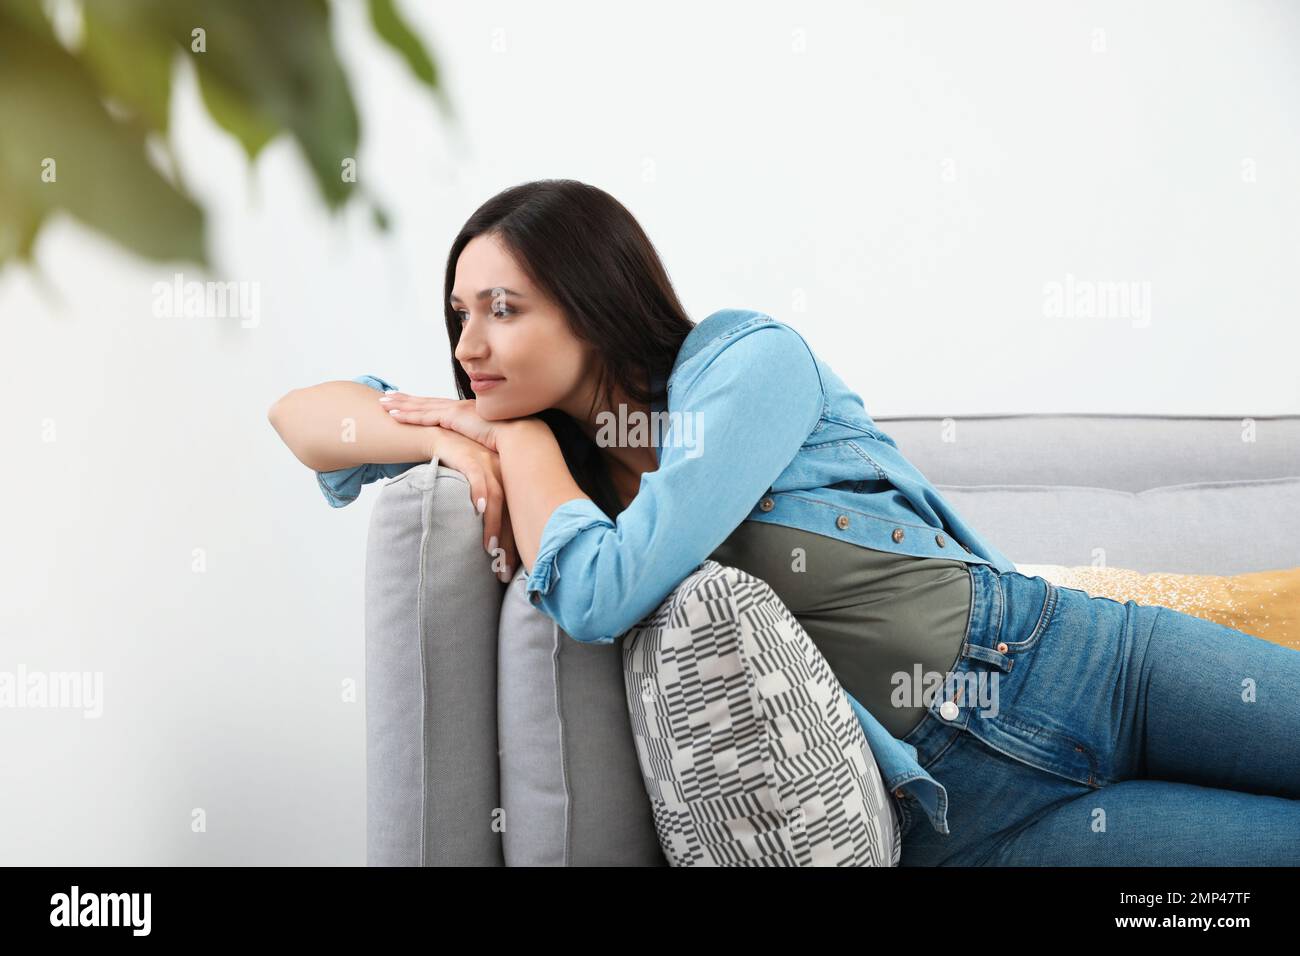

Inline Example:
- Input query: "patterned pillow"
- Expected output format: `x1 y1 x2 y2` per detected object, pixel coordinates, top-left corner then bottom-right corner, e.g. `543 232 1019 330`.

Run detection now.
622 560 900 866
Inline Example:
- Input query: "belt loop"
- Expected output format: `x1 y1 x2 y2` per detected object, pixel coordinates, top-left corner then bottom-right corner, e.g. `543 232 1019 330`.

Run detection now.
963 644 1013 672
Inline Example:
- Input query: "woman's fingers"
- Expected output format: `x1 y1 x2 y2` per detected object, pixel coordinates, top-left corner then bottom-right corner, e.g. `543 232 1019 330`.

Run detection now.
481 473 510 581
385 405 441 426
498 509 518 584
466 465 506 579
464 466 490 539
381 394 444 426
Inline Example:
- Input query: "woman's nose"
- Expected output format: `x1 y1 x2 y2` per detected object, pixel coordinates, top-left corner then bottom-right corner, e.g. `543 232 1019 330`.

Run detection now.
455 334 485 364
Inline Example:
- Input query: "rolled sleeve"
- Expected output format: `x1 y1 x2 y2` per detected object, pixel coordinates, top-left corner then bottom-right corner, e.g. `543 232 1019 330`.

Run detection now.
524 496 616 613
315 374 423 508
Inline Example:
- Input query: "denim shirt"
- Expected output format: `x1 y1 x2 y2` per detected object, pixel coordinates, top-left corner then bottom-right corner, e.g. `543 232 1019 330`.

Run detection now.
315 310 1018 836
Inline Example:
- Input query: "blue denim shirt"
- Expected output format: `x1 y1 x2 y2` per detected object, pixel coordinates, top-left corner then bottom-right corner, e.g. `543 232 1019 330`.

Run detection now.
316 310 1018 836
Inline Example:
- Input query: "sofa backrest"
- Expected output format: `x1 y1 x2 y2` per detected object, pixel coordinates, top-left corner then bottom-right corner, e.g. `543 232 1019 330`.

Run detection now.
875 414 1300 575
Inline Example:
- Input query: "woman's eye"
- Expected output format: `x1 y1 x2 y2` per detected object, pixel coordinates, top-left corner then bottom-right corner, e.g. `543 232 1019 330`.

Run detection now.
455 306 512 322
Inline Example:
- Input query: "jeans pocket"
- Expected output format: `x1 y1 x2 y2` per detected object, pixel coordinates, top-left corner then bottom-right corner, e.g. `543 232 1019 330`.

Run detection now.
998 572 1060 654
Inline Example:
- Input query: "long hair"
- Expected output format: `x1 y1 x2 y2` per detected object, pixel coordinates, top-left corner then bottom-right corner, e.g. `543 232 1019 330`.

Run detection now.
442 179 695 517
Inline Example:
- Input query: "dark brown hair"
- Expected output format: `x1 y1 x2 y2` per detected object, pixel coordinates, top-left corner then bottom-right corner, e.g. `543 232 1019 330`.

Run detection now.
442 179 695 517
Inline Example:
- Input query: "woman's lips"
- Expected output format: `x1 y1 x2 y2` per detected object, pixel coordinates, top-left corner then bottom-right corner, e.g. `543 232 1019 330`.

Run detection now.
471 377 505 391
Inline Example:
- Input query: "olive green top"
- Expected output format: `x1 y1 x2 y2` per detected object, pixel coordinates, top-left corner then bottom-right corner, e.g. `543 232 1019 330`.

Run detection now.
707 519 972 740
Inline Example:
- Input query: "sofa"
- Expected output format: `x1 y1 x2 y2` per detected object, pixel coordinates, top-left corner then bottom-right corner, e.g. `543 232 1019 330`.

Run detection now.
363 413 1300 866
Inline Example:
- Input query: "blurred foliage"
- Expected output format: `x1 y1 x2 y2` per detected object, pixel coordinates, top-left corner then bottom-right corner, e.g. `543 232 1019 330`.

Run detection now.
0 0 450 270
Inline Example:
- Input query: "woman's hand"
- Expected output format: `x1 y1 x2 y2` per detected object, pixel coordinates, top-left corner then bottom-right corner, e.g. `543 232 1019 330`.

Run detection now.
429 427 519 583
380 394 507 452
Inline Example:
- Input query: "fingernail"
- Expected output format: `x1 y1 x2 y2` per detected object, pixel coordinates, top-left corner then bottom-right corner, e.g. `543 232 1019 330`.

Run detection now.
388 409 399 416
488 535 498 554
476 497 486 514
378 395 392 403
497 567 512 584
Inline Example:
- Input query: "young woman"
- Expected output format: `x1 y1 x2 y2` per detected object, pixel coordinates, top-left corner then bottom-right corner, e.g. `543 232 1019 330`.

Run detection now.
269 179 1300 865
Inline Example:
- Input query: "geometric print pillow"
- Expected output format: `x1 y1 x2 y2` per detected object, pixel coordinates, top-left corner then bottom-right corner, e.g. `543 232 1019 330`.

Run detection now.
622 560 901 866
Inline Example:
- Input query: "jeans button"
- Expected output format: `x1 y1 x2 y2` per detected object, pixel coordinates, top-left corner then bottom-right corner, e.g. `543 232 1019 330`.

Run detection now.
759 496 774 512
996 641 1008 653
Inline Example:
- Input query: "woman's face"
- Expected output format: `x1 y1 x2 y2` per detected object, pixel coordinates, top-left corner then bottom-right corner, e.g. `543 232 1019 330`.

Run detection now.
451 233 594 422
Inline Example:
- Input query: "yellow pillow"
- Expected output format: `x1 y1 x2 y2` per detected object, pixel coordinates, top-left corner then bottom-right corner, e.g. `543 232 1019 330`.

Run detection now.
1014 564 1300 652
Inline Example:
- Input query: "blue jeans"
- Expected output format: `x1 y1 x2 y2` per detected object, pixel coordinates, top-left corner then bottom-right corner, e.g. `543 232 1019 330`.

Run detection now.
896 563 1300 865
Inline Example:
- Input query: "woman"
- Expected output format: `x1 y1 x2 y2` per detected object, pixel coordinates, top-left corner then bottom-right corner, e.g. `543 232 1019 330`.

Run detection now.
269 179 1300 865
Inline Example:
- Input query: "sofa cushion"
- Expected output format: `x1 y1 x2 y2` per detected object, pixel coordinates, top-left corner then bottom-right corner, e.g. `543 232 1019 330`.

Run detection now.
879 415 1300 493
497 567 666 866
623 560 900 866
939 478 1300 576
365 462 505 866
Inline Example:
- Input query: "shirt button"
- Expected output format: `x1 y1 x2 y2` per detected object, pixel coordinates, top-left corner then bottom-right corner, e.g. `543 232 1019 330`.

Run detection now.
892 528 905 543
529 591 542 605
935 533 946 548
939 700 959 720
835 514 850 530
759 496 775 512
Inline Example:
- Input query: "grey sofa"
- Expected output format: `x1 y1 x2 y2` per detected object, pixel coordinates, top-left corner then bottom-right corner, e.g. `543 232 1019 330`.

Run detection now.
364 413 1300 866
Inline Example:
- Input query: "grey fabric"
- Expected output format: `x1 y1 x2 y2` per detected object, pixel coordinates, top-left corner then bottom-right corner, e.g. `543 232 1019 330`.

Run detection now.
878 414 1300 493
497 566 666 866
878 414 1300 575
935 478 1300 575
364 462 505 866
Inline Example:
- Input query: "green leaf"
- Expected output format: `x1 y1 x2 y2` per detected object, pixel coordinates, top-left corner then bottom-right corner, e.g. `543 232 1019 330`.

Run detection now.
177 0 359 206
0 0 55 38
368 0 439 89
0 177 43 262
0 9 206 267
0 0 450 270
78 2 177 134
192 68 279 160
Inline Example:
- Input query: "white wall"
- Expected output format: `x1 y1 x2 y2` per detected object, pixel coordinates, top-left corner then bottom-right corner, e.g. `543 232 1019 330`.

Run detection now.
2 0 1297 864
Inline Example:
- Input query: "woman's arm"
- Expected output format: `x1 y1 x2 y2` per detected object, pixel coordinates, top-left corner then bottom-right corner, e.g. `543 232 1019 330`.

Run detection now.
268 379 439 472
494 418 590 576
